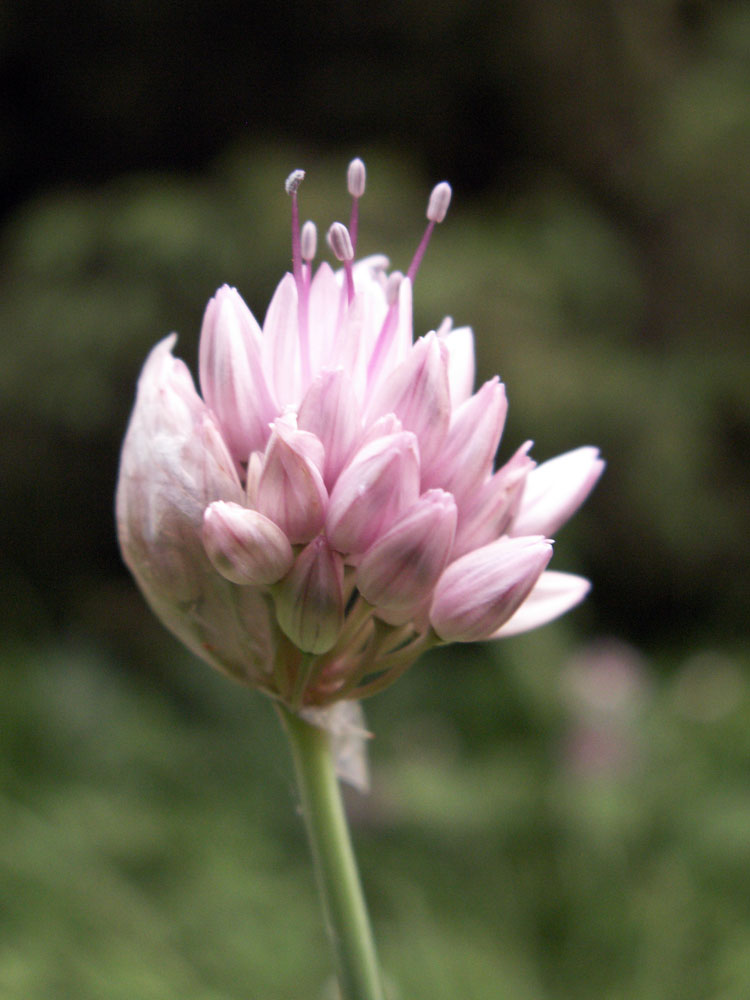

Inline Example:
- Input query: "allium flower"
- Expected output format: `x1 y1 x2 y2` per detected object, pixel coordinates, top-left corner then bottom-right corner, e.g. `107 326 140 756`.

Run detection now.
116 159 603 713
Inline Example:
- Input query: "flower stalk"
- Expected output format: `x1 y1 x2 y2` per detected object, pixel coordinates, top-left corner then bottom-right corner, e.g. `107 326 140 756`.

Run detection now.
277 704 385 1000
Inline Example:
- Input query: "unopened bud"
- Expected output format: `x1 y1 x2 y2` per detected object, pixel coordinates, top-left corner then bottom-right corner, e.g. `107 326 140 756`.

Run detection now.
300 220 317 262
285 169 305 195
347 158 366 198
426 181 452 223
430 535 553 642
202 501 294 586
357 490 457 625
274 535 344 654
327 222 354 263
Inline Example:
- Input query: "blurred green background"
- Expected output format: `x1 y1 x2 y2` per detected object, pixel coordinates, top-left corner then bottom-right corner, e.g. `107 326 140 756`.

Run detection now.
1 1 749 997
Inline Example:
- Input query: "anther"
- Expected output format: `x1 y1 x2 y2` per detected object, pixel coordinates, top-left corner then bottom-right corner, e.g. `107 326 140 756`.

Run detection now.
301 221 317 263
426 181 452 223
327 222 355 303
285 169 305 195
347 158 366 198
327 222 354 263
347 158 366 254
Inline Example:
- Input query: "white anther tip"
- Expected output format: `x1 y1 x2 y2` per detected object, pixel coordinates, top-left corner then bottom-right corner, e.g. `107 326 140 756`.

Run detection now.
301 221 317 262
327 222 354 262
347 158 366 198
285 169 305 195
427 181 452 223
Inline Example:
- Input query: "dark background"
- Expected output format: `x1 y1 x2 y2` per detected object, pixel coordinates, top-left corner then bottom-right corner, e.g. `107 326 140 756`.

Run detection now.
1 2 749 998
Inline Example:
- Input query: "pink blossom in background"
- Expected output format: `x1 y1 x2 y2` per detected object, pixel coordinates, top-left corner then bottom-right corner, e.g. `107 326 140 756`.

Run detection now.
116 159 604 710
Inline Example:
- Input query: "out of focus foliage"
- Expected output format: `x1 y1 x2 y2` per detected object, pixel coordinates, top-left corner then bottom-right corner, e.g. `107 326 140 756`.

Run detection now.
1 0 748 997
2 634 750 999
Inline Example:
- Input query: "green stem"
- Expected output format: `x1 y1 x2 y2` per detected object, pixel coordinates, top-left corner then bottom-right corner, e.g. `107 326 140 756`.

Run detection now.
277 704 385 1000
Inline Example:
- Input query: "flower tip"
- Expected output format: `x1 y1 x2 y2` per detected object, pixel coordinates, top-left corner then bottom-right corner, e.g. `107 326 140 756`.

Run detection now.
347 158 366 198
427 181 452 223
285 169 305 195
327 222 354 263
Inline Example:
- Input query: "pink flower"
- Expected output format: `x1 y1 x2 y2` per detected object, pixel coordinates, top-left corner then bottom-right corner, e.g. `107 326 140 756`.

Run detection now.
116 160 603 710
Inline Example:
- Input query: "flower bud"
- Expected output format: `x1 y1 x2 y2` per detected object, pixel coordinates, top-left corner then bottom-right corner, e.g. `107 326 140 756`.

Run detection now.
257 418 328 544
430 536 553 642
274 535 344 654
357 490 457 624
326 432 420 555
202 501 294 586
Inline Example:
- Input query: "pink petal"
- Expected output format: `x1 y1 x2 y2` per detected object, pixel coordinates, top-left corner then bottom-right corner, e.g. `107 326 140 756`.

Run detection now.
298 368 362 490
430 535 553 642
198 285 278 462
492 571 591 638
307 262 341 371
357 489 457 624
510 446 605 537
367 331 451 470
451 442 534 559
422 377 507 497
256 419 328 544
326 431 420 555
262 273 300 405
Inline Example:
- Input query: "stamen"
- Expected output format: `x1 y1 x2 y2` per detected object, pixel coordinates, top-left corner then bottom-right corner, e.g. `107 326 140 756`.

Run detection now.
285 169 305 288
286 170 310 384
327 222 355 303
406 180 452 283
347 158 366 252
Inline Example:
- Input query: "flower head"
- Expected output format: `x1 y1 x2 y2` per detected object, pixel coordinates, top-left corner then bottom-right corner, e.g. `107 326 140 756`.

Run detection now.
117 160 604 711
